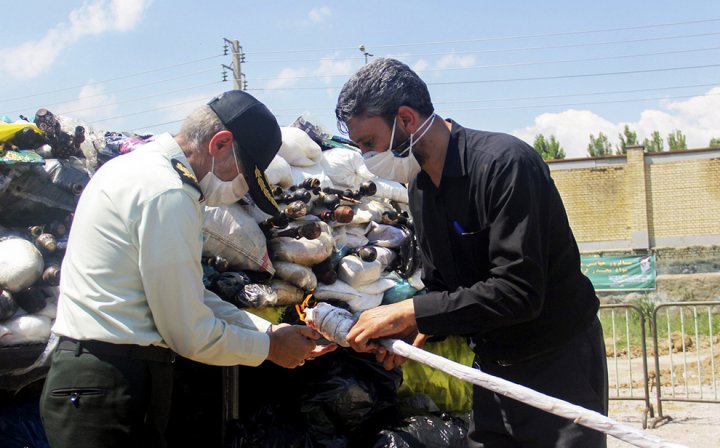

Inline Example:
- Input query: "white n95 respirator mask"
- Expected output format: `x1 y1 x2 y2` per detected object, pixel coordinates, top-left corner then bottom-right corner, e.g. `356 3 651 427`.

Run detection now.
361 113 435 184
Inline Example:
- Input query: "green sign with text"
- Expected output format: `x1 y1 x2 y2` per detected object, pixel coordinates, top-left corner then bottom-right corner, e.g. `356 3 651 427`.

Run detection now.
580 254 656 291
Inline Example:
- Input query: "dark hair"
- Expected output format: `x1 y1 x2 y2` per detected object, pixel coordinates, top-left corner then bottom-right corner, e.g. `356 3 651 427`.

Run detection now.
335 58 434 133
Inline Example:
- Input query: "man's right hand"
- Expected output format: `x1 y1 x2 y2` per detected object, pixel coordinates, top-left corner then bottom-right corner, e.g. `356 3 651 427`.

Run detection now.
265 324 329 368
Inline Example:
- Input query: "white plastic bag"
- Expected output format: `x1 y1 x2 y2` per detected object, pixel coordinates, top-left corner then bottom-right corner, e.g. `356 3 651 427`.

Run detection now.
265 155 293 187
332 225 369 251
202 204 274 275
313 280 382 313
320 147 373 189
270 279 305 305
0 238 44 293
279 127 323 167
273 261 317 291
366 221 410 248
337 255 382 288
269 221 335 266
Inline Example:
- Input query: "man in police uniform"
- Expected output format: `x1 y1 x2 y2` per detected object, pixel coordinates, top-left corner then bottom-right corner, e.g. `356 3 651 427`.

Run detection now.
40 90 335 448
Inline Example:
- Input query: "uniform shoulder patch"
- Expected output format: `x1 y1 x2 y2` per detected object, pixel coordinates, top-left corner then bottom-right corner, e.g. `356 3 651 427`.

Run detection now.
171 158 203 201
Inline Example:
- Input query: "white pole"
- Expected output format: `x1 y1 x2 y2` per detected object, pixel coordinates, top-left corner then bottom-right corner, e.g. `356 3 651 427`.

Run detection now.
304 303 688 448
382 338 687 448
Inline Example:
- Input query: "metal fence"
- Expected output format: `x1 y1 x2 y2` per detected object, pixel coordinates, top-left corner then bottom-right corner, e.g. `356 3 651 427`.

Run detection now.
650 301 720 428
598 304 654 428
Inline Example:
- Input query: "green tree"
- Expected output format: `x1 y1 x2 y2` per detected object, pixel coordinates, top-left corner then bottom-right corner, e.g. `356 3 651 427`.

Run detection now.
587 132 612 157
642 131 664 152
533 134 566 160
708 137 720 148
667 129 687 151
616 125 638 155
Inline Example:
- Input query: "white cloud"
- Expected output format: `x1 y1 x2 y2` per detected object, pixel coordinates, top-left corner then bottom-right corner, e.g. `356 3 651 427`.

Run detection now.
0 0 151 79
436 54 476 70
513 109 616 158
56 81 118 123
512 87 720 158
313 56 353 84
266 67 307 90
308 6 331 23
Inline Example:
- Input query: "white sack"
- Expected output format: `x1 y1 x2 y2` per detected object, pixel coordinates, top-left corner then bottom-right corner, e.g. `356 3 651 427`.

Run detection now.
332 225 369 251
290 164 334 190
372 178 409 204
313 280 383 313
269 221 335 266
0 238 44 293
279 127 323 167
373 246 398 270
0 314 52 346
366 221 410 248
265 155 293 187
320 147 373 189
273 261 317 291
337 255 382 288
270 279 305 305
355 275 399 295
408 267 425 291
202 204 274 275
351 199 396 225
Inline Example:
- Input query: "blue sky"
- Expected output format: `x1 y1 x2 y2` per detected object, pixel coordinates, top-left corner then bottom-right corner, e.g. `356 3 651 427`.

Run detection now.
1 0 719 158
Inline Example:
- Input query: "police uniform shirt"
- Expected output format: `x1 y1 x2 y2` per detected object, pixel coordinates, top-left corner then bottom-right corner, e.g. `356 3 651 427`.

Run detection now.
53 133 272 366
410 120 599 362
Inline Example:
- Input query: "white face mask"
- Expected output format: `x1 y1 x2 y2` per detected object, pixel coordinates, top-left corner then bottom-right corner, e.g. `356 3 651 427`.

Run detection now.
361 113 435 183
199 150 249 206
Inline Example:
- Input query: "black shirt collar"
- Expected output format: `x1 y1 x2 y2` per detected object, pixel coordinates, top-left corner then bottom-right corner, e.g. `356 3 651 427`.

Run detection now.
417 119 467 190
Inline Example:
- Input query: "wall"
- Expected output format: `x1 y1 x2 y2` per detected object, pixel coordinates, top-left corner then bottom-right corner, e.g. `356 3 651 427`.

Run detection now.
548 147 720 253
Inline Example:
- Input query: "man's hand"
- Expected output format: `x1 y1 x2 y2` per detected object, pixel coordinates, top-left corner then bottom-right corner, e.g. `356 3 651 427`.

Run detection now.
266 324 337 368
346 299 418 369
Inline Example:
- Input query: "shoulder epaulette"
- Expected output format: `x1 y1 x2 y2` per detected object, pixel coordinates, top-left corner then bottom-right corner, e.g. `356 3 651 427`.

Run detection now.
171 158 203 201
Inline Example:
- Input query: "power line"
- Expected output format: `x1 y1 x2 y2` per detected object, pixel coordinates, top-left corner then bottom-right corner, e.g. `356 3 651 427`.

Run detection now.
57 81 222 116
90 96 213 123
437 91 720 113
0 54 223 103
248 46 720 81
0 68 218 116
246 63 720 91
259 81 720 112
247 31 720 63
247 17 720 54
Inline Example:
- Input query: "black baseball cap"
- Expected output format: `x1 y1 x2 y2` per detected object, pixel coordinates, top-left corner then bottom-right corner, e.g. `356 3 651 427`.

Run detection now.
208 90 281 216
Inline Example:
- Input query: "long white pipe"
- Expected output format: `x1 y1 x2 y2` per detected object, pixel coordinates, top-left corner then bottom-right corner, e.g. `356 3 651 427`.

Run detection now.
305 302 687 448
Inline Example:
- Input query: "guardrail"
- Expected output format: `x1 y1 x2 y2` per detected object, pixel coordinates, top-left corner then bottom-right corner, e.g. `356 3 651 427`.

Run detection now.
598 304 654 428
650 301 720 428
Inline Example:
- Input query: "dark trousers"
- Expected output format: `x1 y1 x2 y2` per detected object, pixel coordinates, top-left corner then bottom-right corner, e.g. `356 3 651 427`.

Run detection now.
39 339 174 448
468 317 608 448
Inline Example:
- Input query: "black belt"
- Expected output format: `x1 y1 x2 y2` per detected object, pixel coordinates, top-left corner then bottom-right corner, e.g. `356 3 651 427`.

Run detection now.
57 336 176 364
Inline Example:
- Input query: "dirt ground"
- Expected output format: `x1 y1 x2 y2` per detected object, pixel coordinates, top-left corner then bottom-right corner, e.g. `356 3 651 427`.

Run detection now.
607 399 719 447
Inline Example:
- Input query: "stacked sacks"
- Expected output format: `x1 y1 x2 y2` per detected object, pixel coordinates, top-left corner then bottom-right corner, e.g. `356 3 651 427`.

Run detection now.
246 121 425 314
0 111 99 352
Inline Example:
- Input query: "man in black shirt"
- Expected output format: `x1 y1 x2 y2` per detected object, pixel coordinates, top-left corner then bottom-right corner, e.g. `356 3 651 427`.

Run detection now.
336 58 608 447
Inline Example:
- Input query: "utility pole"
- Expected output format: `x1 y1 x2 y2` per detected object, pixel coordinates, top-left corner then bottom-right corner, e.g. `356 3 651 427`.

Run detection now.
222 38 246 90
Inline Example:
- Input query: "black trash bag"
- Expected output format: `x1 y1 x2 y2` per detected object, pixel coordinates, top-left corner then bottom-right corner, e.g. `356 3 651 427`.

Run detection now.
373 414 469 448
0 158 90 226
298 347 403 447
227 403 314 448
0 398 49 448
